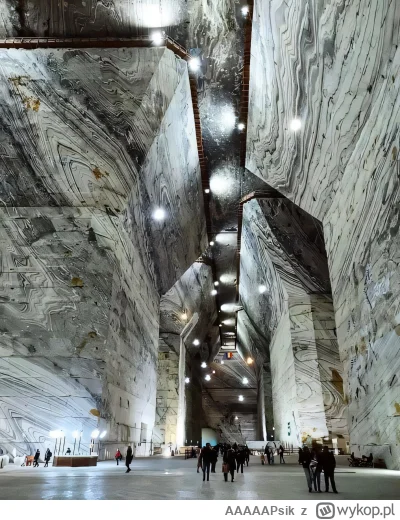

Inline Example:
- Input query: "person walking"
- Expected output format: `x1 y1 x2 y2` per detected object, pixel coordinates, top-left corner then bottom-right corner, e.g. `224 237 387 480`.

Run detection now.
33 449 40 467
199 443 213 481
210 446 218 473
44 448 52 467
223 446 236 482
321 446 338 493
244 446 250 466
236 449 245 474
299 446 313 492
311 447 323 492
265 446 271 465
278 445 285 463
115 448 122 465
270 447 275 465
125 446 133 473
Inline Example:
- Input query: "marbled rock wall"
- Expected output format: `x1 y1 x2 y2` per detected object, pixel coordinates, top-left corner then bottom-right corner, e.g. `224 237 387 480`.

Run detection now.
239 199 347 445
247 0 400 468
0 47 206 457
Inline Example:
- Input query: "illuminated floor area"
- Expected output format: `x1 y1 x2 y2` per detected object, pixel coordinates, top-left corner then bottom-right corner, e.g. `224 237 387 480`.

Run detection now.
0 455 399 500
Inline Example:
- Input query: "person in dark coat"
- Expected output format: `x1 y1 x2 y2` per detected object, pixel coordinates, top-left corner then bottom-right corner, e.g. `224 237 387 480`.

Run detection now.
265 446 271 465
310 447 323 492
244 446 250 466
321 446 338 493
44 448 52 467
210 446 218 473
223 446 237 482
125 446 133 473
236 449 246 474
199 443 213 481
278 445 285 463
299 446 313 492
33 449 40 467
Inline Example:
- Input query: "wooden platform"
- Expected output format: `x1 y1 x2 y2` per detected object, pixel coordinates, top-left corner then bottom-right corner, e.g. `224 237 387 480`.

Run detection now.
53 455 98 467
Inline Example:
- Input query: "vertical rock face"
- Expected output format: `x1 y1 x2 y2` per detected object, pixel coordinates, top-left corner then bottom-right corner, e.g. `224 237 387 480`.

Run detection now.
247 0 400 468
239 199 347 446
0 47 206 457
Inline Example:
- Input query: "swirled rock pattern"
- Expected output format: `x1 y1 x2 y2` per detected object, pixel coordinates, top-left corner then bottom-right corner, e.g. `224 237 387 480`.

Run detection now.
247 0 400 468
0 47 206 457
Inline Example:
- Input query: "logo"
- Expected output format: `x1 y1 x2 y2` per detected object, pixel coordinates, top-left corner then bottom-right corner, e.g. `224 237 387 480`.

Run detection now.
316 503 335 519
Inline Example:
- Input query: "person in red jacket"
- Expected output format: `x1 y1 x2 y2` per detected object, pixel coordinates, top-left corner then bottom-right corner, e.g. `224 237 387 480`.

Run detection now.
115 448 122 465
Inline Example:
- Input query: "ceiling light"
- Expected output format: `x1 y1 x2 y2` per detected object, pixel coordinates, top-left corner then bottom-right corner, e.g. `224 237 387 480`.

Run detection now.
72 430 81 439
201 362 207 368
223 318 235 326
211 289 217 296
205 188 210 193
221 360 224 365
241 6 249 16
219 273 235 284
151 31 164 45
210 241 215 246
212 370 215 374
219 324 222 327
91 429 100 439
273 426 275 430
205 374 211 381
99 431 107 439
238 395 244 402
153 208 166 220
242 377 249 385
290 118 301 131
258 285 267 294
221 303 238 313
220 107 236 131
189 57 201 71
235 416 238 420
247 357 253 364
193 339 200 346
185 377 190 384
214 281 219 286
237 123 245 130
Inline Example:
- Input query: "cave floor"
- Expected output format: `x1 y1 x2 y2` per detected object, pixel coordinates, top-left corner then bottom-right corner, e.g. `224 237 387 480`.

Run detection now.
0 455 398 500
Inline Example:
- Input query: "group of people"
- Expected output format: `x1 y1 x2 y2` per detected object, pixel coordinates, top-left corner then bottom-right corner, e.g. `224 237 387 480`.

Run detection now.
198 443 250 482
261 445 285 465
31 448 54 467
299 445 338 493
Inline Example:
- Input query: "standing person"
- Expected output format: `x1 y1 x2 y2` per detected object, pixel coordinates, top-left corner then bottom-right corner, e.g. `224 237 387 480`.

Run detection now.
311 447 322 492
33 449 40 467
265 446 271 465
65 447 71 455
44 448 52 467
278 445 285 463
236 449 245 474
321 446 338 493
223 446 236 482
270 447 275 465
125 446 133 473
210 446 218 473
244 446 250 466
115 448 122 465
199 443 212 481
299 446 313 492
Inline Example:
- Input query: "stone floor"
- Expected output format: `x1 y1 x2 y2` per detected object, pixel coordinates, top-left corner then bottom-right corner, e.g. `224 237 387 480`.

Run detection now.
0 455 399 500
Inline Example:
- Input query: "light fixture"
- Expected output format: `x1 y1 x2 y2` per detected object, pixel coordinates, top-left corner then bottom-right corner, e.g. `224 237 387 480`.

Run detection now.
219 324 222 327
221 360 224 365
151 31 164 45
205 374 211 381
205 188 210 193
237 123 245 131
290 118 302 131
247 357 253 364
242 377 249 385
100 431 107 439
153 208 166 220
210 241 215 246
193 339 200 346
201 362 207 368
181 312 188 320
220 107 236 131
211 289 217 296
235 416 238 420
258 285 267 294
185 377 190 384
212 370 215 374
238 395 244 402
223 318 235 326
272 426 275 430
49 430 64 438
214 281 219 286
241 6 249 16
91 429 100 439
72 430 81 439
189 57 201 71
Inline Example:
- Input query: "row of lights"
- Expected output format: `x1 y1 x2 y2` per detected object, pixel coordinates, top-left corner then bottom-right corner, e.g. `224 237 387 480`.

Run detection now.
49 430 107 439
